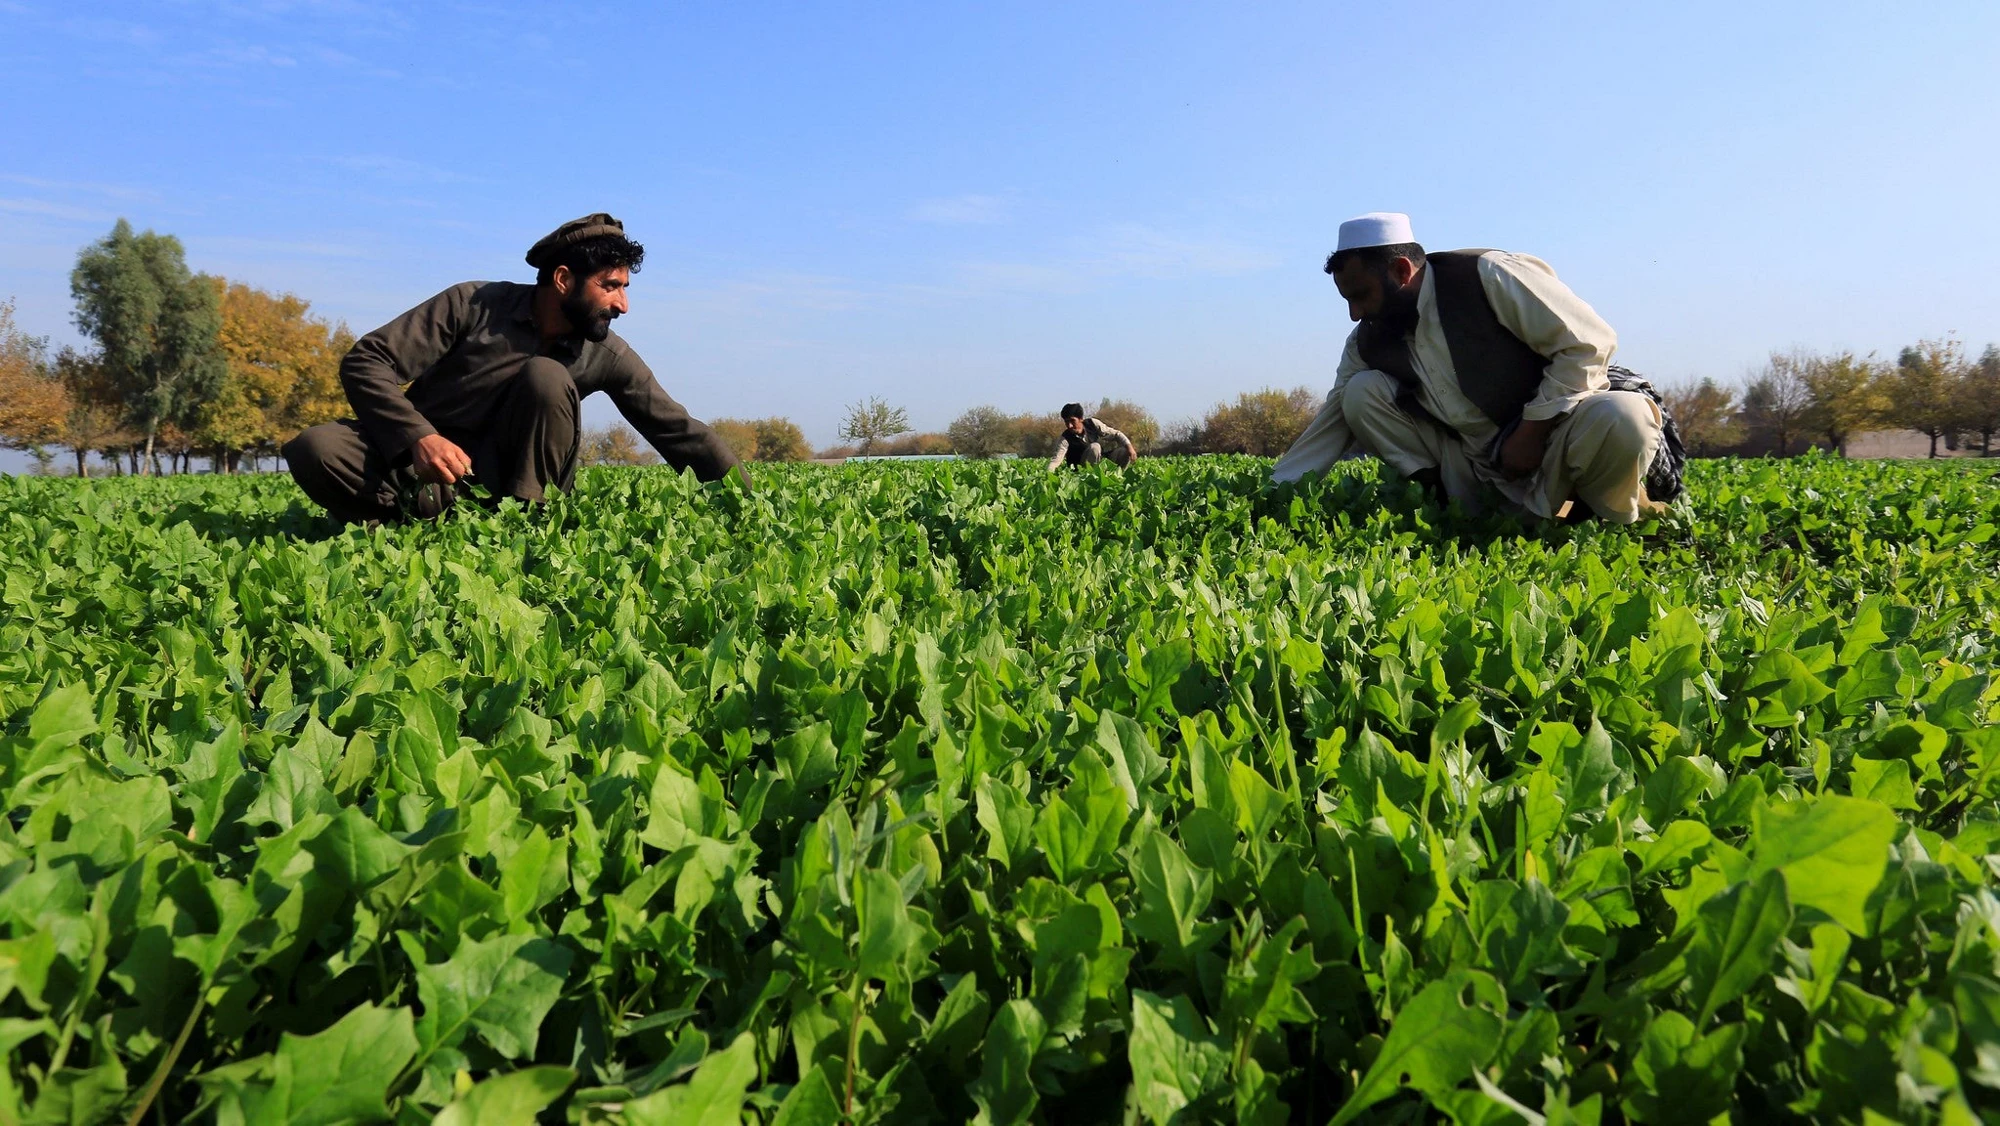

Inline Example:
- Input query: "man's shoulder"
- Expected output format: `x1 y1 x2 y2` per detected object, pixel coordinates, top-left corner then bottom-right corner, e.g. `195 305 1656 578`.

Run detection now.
404 280 523 312
585 327 650 380
1464 249 1559 282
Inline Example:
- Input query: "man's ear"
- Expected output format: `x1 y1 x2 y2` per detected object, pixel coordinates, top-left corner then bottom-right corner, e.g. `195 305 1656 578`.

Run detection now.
1389 257 1420 287
551 264 573 296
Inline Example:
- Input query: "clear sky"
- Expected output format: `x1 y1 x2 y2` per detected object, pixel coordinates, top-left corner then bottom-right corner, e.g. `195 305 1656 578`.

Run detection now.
3 1 1997 454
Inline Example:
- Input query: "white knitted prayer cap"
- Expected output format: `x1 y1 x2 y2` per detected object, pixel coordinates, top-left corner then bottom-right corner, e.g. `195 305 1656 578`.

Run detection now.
1334 212 1415 252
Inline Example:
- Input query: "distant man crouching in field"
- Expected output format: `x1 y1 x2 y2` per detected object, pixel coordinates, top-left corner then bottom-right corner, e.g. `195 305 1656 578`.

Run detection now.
284 213 741 523
1271 212 1681 523
1049 403 1139 470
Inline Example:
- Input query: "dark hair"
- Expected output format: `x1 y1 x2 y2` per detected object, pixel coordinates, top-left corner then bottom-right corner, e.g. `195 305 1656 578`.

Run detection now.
1060 402 1085 421
1324 242 1425 276
537 233 646 286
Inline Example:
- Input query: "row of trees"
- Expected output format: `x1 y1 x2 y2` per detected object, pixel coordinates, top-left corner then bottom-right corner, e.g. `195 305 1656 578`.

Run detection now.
9 219 1994 474
0 220 350 475
1664 337 2000 458
579 416 812 467
797 389 1316 461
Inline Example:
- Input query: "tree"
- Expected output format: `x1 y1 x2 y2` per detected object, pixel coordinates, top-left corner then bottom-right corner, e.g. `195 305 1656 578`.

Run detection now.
947 405 1027 459
1889 337 1967 458
879 432 954 456
1799 351 1886 457
1740 351 1814 456
1961 344 2000 457
1014 412 1060 459
580 424 661 466
201 279 351 471
1661 377 1744 457
70 220 226 474
838 397 911 454
1199 387 1318 456
0 298 69 459
750 418 809 462
1153 417 1206 456
1089 398 1160 452
708 419 761 462
54 349 130 477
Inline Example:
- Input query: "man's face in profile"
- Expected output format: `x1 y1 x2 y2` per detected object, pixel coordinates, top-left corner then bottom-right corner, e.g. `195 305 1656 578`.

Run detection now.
559 265 631 342
1333 256 1420 327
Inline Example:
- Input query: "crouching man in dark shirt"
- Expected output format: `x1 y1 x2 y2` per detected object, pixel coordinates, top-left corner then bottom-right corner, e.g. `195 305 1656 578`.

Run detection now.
283 212 742 523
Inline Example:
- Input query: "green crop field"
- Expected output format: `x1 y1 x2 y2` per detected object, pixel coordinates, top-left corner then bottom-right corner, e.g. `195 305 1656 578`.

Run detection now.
2 456 1998 1125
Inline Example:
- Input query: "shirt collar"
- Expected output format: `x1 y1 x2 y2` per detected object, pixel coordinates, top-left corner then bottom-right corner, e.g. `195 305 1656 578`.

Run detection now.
513 282 585 359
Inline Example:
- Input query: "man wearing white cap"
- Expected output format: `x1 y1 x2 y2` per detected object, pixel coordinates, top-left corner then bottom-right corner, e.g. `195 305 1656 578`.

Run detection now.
1271 212 1677 523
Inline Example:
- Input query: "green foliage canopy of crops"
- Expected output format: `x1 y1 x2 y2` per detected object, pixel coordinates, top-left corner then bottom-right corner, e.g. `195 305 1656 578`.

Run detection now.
1 456 1998 1124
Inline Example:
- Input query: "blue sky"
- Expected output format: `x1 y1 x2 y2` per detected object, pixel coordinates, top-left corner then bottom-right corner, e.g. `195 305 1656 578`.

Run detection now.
3 1 1997 455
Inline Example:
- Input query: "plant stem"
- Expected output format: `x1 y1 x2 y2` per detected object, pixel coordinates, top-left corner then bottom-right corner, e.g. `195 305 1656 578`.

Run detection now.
123 991 204 1126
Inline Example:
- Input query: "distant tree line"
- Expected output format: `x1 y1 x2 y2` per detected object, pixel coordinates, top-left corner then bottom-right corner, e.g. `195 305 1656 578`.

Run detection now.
9 220 1994 474
1665 336 2000 459
0 220 352 476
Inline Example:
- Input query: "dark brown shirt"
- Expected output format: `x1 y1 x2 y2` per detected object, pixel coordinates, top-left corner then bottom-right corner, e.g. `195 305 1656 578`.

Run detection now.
339 280 739 480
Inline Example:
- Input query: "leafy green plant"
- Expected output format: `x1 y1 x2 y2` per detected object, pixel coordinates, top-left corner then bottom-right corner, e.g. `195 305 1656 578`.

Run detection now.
0 453 1996 1123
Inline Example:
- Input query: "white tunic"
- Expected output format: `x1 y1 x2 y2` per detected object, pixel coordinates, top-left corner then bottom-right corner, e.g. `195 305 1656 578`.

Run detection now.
1270 251 1617 488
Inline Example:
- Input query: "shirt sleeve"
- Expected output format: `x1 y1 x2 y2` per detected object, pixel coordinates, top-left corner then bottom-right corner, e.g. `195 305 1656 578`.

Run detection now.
1048 436 1067 470
603 348 742 481
1095 423 1133 449
1270 332 1365 482
1477 252 1615 422
338 283 473 459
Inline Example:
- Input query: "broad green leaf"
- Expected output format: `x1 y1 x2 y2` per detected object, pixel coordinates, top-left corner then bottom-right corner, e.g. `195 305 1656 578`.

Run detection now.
1748 795 1896 935
1128 990 1230 1125
970 1000 1045 1126
1848 756 1917 811
415 934 575 1060
1328 970 1505 1125
1624 1011 1747 1123
304 806 414 890
1128 830 1223 968
622 1031 759 1126
974 776 1035 871
1685 868 1791 1027
226 1003 419 1126
431 1066 574 1126
642 766 706 852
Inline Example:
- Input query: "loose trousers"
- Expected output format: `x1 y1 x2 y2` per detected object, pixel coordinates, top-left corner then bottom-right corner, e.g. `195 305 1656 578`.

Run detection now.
284 356 580 523
1342 369 1666 523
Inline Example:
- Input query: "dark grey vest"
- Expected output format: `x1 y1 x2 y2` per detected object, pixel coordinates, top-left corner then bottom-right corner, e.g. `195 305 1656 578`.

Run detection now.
1355 249 1547 429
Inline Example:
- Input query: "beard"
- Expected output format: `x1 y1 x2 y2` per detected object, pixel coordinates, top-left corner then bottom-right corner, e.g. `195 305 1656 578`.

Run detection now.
561 290 616 343
1362 271 1423 337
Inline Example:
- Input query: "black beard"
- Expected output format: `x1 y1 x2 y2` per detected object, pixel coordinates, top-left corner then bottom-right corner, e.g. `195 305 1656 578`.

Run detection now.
1363 278 1422 337
561 293 615 343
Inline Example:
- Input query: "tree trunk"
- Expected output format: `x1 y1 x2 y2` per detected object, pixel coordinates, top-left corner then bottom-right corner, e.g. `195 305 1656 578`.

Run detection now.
1929 431 1940 458
74 449 87 478
141 431 156 476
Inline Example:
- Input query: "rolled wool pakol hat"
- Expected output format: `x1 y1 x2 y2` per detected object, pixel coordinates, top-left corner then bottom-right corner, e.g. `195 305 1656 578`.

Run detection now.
1334 212 1415 253
525 212 625 269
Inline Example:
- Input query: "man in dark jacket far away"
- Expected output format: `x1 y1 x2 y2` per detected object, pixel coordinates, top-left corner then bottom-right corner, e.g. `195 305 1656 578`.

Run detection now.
283 213 742 523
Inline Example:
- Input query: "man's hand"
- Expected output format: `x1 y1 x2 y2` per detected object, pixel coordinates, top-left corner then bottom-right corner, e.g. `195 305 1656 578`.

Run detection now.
411 433 473 484
1498 417 1558 479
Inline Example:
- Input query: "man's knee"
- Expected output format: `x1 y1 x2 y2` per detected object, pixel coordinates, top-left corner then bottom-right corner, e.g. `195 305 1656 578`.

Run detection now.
515 357 578 410
283 423 348 485
1341 369 1401 420
1571 391 1661 459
